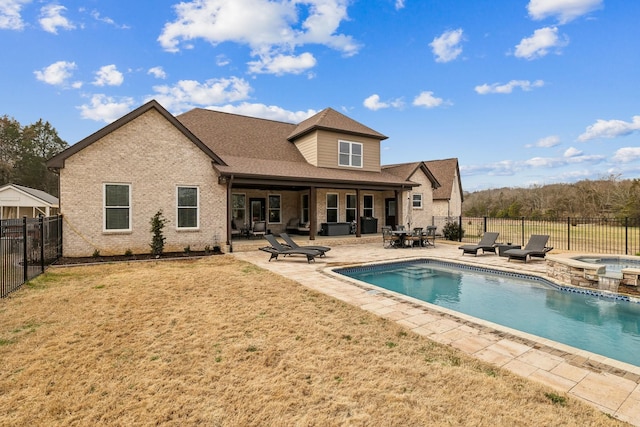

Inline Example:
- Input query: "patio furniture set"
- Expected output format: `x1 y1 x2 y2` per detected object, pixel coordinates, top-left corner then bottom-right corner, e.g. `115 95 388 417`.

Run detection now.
459 233 553 263
382 226 437 249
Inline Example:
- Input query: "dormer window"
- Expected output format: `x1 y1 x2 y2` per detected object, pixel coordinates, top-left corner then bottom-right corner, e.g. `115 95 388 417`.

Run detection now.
339 140 362 168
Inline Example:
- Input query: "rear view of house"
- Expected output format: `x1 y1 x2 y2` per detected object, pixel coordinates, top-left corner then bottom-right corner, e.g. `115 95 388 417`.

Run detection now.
47 100 460 257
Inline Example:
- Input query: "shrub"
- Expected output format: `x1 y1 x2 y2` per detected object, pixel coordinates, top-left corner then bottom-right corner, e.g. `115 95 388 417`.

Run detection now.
442 220 464 241
150 210 168 256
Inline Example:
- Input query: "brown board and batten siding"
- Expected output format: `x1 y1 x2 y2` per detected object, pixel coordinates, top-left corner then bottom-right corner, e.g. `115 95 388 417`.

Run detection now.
315 130 381 172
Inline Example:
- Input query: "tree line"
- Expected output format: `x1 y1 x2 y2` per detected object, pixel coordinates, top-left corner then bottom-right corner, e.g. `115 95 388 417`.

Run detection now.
462 175 640 220
0 115 68 196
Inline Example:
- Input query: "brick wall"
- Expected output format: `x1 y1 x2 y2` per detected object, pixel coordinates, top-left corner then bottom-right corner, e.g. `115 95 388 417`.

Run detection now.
59 109 227 257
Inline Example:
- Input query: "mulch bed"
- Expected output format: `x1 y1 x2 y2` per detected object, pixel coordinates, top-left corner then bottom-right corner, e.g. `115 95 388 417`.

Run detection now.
54 250 222 266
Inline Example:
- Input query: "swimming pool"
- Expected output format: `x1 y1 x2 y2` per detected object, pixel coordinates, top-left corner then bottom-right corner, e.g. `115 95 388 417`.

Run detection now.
576 256 640 273
337 259 640 368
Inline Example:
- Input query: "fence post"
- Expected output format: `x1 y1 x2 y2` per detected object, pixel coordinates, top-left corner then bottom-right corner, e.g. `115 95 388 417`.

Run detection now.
22 216 28 283
625 217 628 255
520 217 525 246
567 217 571 251
458 216 463 242
40 216 45 273
483 216 487 233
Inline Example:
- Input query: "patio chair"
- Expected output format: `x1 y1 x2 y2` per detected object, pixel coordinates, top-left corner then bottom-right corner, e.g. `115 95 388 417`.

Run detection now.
382 226 400 248
458 232 499 256
248 220 266 239
279 233 331 257
406 227 423 248
259 234 321 263
422 226 437 247
504 234 553 263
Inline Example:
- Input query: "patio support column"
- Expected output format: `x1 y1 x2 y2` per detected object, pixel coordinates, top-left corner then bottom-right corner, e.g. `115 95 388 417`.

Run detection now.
395 190 402 229
309 186 317 241
356 188 361 237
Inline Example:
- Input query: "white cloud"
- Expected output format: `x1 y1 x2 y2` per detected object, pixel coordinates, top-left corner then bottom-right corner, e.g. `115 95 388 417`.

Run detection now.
534 135 560 148
363 94 403 111
514 27 567 60
475 80 544 95
78 94 136 123
207 102 317 123
34 61 77 86
93 65 124 87
412 91 444 108
527 0 603 24
247 52 317 75
157 0 359 75
90 10 130 29
578 116 640 141
149 76 252 112
39 4 75 34
563 147 582 157
612 147 640 163
216 54 230 66
429 28 464 63
395 0 405 10
0 0 29 30
148 66 167 79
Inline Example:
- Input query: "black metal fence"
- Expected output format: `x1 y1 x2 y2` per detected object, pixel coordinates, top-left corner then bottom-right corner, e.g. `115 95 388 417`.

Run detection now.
1 215 63 298
434 216 640 255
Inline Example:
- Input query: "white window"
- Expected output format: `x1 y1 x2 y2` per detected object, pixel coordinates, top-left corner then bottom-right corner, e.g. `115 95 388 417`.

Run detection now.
104 183 130 231
346 194 356 222
301 194 309 223
412 193 423 209
326 193 339 222
338 140 362 167
268 194 281 223
363 195 374 217
177 186 199 229
232 193 246 224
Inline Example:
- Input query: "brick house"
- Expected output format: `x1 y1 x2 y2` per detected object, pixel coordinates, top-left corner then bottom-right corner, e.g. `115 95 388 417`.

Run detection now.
47 100 461 257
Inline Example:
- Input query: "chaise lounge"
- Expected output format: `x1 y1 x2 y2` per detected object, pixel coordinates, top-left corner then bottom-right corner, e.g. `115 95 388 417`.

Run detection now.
259 234 321 263
504 234 553 263
279 233 331 257
458 232 499 256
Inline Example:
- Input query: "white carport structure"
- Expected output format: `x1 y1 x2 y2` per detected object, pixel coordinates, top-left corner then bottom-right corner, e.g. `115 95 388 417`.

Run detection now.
0 184 59 219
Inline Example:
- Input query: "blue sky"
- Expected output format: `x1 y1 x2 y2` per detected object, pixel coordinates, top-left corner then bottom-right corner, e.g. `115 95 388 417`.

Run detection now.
2 0 639 191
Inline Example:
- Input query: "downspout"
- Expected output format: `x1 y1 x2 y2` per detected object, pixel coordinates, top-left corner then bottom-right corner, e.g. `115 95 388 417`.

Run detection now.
225 175 234 252
309 186 316 241
356 188 361 237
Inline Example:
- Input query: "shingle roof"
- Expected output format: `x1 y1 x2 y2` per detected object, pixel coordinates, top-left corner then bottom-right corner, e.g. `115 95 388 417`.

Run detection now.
178 107 408 187
382 162 441 189
0 183 58 205
287 108 388 141
423 158 462 201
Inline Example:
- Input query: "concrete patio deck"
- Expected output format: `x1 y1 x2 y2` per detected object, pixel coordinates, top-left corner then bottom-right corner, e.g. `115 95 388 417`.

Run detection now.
232 236 640 426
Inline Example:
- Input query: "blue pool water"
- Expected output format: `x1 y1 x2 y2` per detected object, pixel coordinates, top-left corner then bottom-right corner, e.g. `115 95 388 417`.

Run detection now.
337 260 640 367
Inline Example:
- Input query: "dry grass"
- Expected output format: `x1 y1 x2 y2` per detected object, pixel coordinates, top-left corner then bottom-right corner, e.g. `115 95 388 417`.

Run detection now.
0 256 627 426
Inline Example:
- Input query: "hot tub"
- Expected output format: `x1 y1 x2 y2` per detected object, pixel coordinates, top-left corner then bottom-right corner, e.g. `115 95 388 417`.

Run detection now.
546 254 640 294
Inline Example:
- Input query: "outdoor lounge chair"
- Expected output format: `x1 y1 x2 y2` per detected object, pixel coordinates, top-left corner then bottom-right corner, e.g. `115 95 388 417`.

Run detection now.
504 234 553 263
458 232 499 256
259 234 321 263
279 233 331 257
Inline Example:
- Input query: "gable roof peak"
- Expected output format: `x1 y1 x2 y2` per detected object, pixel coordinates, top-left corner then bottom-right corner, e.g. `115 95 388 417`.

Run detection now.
288 107 388 141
